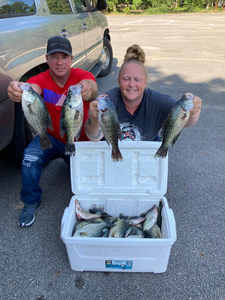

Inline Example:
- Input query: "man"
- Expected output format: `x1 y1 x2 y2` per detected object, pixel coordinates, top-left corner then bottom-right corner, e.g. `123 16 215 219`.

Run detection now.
7 36 98 227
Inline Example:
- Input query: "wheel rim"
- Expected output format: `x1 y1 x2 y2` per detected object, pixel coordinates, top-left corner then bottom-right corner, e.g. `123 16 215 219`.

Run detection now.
99 46 110 69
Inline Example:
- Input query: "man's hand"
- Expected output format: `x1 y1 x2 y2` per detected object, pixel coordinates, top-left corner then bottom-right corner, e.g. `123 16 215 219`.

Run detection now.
78 80 98 102
7 81 23 103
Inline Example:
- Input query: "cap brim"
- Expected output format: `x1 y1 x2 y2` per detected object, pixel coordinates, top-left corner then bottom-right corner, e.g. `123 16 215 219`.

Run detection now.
47 49 72 57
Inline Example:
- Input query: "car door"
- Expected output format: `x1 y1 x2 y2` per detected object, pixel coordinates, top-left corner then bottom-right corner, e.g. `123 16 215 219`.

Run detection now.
73 0 103 71
45 0 86 70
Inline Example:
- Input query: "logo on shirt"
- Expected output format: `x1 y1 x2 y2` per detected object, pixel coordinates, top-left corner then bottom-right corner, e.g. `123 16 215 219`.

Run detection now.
120 122 143 141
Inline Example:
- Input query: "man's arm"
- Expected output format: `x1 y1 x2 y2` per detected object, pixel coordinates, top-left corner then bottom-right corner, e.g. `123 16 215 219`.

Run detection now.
7 81 42 103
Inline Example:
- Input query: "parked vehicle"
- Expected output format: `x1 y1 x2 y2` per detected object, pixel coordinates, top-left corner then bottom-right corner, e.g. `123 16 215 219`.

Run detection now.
0 0 113 165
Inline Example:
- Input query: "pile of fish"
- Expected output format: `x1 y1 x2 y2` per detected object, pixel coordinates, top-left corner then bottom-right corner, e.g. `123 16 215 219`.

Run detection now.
72 199 163 239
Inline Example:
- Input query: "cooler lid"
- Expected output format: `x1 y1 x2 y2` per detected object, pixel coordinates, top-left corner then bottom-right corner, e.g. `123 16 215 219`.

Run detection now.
70 141 168 196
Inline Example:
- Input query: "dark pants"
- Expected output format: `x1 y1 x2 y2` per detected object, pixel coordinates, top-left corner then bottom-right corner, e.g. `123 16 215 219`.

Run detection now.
20 134 70 204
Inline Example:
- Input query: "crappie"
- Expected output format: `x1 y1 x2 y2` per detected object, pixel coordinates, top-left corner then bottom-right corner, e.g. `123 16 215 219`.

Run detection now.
20 83 53 150
97 94 123 162
142 205 158 233
125 226 145 238
72 218 104 236
75 199 110 221
73 217 112 237
148 223 162 238
108 214 130 238
60 85 83 156
155 93 194 158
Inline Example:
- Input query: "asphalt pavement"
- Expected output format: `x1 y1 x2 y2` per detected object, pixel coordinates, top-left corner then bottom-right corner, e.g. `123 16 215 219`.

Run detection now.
1 13 225 300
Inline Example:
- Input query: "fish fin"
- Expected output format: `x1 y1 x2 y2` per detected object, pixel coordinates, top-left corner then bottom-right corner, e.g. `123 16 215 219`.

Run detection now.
74 110 80 120
64 143 75 156
75 127 82 141
111 149 123 162
59 119 65 138
39 136 52 150
48 116 53 131
155 145 168 158
171 131 182 146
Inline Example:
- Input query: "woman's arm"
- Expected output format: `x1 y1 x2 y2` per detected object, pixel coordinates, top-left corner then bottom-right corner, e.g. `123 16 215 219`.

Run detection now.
84 100 103 141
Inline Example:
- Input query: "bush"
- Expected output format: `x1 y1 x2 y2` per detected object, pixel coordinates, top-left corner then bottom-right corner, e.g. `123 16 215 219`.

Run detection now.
123 6 130 14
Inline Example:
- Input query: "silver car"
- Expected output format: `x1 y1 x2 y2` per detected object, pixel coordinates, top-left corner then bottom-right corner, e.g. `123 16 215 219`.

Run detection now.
0 0 113 165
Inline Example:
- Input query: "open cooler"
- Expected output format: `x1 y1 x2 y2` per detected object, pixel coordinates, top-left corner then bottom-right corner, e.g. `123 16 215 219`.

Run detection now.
61 141 177 273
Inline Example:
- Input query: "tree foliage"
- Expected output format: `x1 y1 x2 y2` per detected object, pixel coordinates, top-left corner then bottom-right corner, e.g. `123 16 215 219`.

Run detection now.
0 1 35 15
107 0 220 11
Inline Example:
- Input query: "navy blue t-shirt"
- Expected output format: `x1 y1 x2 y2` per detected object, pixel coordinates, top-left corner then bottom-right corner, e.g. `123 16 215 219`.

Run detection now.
106 87 177 141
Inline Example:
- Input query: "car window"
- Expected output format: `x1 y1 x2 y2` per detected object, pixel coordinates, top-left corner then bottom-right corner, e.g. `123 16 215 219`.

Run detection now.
46 0 73 14
74 0 87 13
0 0 36 17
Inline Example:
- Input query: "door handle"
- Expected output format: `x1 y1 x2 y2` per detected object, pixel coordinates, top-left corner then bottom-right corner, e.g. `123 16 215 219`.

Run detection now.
59 28 68 37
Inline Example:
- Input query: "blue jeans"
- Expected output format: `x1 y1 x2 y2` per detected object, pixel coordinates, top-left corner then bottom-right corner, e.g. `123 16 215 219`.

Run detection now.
20 134 70 204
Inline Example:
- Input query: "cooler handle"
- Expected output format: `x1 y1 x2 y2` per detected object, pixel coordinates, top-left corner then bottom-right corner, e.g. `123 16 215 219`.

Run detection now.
60 207 69 238
169 208 177 241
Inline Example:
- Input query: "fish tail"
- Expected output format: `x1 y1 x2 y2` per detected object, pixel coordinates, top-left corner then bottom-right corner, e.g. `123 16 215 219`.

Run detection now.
111 149 123 162
39 136 52 150
155 145 168 158
64 143 75 156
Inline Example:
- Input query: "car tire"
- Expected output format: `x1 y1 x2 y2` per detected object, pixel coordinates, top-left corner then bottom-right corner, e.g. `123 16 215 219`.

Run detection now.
5 103 33 166
98 37 113 77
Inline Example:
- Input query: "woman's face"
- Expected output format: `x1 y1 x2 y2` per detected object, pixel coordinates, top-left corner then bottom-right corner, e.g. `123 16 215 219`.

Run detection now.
118 61 147 104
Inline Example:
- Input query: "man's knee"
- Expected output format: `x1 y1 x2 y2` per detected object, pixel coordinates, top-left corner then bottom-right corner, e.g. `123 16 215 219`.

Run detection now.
22 148 43 168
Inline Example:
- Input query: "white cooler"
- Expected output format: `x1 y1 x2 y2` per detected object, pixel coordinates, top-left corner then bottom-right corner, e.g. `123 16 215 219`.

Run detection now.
60 141 177 273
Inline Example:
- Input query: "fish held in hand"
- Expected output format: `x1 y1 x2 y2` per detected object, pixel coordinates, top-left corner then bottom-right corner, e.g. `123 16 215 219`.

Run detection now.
155 93 194 158
20 83 53 150
97 94 123 162
60 85 84 156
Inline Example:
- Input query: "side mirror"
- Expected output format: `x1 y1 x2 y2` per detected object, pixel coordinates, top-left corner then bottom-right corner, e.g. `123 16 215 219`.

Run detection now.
91 0 107 11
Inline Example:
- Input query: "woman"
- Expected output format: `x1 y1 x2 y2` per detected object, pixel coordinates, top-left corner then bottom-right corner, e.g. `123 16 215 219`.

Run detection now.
85 44 202 142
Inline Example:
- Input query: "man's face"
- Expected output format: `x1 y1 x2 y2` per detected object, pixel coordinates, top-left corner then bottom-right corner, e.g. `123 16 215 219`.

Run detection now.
46 52 73 78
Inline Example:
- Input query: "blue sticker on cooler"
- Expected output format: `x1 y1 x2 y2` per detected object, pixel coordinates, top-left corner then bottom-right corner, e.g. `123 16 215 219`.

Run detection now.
105 260 133 269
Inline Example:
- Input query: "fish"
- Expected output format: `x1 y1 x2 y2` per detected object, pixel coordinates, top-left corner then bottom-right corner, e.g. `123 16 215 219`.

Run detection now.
97 94 123 162
125 226 145 238
60 85 84 156
148 223 162 238
155 92 194 158
72 218 104 236
72 201 163 239
75 199 110 221
108 214 144 238
108 216 130 238
73 217 112 237
20 83 53 150
142 205 158 233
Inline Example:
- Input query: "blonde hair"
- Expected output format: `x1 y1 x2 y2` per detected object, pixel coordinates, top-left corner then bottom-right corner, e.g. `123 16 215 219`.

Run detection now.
119 44 147 77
